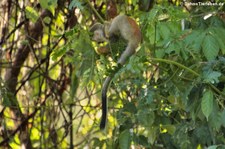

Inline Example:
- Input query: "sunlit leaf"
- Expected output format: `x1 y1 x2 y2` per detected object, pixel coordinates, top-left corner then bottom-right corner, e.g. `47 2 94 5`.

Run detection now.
161 125 176 135
25 6 39 23
147 127 157 145
51 46 67 60
40 0 57 15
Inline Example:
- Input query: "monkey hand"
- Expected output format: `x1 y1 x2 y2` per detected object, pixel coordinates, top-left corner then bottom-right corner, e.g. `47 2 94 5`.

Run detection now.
116 63 123 70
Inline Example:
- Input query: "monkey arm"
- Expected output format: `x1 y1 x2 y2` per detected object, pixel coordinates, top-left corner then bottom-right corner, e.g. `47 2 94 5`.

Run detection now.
117 43 136 65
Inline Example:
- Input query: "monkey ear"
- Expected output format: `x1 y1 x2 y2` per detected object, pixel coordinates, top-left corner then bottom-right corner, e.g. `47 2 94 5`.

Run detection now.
89 23 104 32
103 22 110 38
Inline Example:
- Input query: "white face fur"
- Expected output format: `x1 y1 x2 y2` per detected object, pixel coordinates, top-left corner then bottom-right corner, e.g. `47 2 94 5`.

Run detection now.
93 29 107 43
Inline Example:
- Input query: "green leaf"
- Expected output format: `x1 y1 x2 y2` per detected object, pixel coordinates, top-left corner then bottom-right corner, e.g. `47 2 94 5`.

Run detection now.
119 130 131 149
137 110 155 127
51 46 67 60
161 125 176 135
69 0 83 10
208 102 222 131
203 70 221 83
70 72 79 99
155 49 165 58
184 30 204 53
201 90 214 121
207 145 218 149
133 135 149 147
202 34 220 60
25 6 39 23
147 127 157 145
2 92 14 107
123 102 137 113
92 137 104 148
43 16 51 24
146 8 159 22
159 23 171 40
221 109 225 127
193 125 212 145
214 28 225 54
21 40 29 45
40 0 57 15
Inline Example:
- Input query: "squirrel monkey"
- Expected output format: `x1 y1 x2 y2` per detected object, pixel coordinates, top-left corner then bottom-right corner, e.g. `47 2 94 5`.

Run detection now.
90 14 142 129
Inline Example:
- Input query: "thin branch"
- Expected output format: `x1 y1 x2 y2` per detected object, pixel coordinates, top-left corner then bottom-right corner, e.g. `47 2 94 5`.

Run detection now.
0 96 48 146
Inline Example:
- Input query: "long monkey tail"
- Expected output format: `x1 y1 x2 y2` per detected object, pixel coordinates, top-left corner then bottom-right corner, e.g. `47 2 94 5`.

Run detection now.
100 76 113 129
100 43 137 129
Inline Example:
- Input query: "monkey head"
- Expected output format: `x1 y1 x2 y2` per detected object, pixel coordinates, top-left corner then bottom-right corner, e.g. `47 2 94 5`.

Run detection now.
90 23 109 43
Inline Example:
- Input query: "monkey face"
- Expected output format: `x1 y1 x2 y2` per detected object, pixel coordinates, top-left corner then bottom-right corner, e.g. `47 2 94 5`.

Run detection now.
90 23 107 43
93 29 107 43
